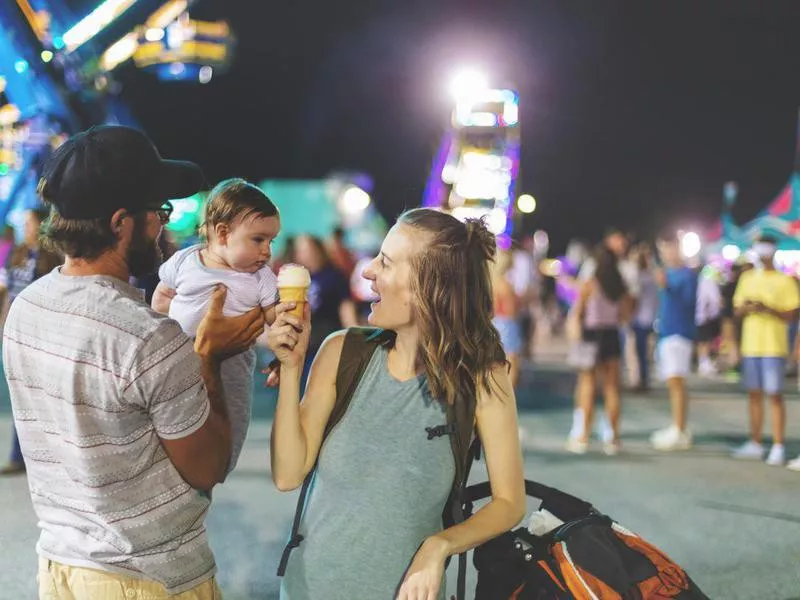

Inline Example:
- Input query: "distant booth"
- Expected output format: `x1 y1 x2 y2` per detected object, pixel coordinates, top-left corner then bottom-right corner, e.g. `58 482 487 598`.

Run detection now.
706 110 800 274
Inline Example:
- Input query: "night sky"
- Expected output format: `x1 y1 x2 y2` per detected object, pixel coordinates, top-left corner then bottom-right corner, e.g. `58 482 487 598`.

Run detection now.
90 1 800 251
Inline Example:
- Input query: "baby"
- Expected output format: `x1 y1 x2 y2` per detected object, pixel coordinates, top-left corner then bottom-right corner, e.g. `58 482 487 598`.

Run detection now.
153 178 280 474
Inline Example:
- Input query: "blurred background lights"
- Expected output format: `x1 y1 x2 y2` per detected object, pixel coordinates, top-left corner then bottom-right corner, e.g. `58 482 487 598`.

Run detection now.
198 65 213 84
680 231 701 258
517 194 536 214
722 244 741 261
448 68 488 102
145 27 165 42
339 185 371 215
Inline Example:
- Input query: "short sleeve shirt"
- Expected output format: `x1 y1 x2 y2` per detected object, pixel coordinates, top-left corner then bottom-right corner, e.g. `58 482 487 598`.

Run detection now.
734 269 800 357
3 269 216 594
159 244 278 336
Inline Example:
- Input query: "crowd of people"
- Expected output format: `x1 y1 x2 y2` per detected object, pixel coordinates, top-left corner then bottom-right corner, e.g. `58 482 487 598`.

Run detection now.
490 226 800 470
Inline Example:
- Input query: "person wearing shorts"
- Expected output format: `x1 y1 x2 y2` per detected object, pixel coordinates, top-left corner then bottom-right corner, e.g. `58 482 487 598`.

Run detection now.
732 237 800 467
695 272 723 376
650 235 697 451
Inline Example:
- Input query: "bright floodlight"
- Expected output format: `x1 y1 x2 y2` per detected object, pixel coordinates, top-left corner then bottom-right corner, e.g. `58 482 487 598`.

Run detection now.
722 244 740 261
449 68 488 102
517 194 536 214
487 208 507 235
680 231 701 258
339 186 371 215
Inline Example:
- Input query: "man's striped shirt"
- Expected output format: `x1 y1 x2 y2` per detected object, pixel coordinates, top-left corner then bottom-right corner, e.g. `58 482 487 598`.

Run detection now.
3 269 216 594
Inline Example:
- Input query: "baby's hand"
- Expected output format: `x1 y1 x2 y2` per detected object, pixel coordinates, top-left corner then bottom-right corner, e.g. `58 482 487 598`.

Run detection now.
261 359 280 387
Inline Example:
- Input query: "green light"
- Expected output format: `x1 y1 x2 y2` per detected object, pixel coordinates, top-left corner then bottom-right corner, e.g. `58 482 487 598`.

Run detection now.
41 50 54 63
14 60 28 74
53 37 65 50
0 164 10 176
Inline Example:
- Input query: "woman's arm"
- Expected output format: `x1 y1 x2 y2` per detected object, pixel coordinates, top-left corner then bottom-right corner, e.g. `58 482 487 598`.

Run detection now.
435 364 526 553
619 293 635 325
269 313 345 491
151 282 176 315
397 364 526 599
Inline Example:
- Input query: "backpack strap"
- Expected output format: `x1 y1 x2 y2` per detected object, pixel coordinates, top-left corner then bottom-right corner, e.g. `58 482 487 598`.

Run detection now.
276 327 392 577
454 437 481 600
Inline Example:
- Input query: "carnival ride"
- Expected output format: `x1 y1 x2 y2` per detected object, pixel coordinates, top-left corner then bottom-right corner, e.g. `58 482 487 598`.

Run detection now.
0 0 234 231
709 110 800 257
422 70 520 248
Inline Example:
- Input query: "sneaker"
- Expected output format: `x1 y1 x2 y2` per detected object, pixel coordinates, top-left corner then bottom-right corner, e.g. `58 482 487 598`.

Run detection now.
786 456 800 471
731 440 765 460
568 408 585 440
650 426 693 451
603 440 622 456
765 444 786 466
698 360 717 377
596 412 614 444
565 437 588 455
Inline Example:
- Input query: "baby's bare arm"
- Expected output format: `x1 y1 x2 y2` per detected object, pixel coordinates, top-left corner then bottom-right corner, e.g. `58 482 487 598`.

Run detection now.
152 282 176 315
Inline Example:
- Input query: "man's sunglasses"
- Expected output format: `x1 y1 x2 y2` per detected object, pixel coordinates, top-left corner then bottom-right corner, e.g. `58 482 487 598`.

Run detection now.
147 201 174 225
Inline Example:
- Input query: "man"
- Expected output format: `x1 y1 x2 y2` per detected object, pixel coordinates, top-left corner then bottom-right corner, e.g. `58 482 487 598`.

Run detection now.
732 236 799 466
3 125 265 598
650 234 698 451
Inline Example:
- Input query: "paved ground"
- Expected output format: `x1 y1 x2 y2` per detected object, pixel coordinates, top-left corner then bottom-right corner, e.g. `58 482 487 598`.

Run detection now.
1 346 800 599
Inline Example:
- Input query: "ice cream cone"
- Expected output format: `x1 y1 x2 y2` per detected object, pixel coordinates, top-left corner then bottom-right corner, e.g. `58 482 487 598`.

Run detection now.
279 286 308 319
277 264 311 319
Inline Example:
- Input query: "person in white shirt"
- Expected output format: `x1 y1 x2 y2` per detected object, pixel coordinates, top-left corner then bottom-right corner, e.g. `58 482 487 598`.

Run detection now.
631 243 659 391
695 267 723 376
153 178 280 473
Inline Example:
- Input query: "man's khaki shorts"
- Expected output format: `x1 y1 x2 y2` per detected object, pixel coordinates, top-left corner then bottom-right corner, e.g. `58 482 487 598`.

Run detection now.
38 557 223 599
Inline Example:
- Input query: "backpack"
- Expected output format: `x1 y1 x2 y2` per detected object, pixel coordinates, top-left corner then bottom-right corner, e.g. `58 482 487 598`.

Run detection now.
276 327 477 585
458 479 711 600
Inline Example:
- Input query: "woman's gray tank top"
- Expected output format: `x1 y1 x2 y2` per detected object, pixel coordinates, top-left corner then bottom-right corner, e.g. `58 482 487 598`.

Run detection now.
281 344 455 600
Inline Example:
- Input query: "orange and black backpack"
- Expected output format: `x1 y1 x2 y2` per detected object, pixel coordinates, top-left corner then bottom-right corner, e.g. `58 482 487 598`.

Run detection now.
456 476 711 600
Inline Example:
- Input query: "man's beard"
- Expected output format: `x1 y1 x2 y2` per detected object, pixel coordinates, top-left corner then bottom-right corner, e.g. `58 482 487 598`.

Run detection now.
127 215 163 278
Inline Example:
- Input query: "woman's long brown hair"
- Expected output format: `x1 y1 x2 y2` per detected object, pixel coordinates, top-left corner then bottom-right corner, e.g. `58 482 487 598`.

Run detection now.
397 208 508 408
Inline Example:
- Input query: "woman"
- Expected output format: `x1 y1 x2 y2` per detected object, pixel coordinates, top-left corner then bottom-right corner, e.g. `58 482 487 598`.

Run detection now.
0 208 62 475
293 235 358 383
491 249 523 388
268 209 526 600
567 246 632 455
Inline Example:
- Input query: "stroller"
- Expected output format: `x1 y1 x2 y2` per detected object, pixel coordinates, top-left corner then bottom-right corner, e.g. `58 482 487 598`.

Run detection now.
455 479 710 600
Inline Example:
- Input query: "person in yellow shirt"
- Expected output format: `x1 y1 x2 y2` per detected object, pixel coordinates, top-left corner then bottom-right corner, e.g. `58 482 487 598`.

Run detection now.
732 237 800 466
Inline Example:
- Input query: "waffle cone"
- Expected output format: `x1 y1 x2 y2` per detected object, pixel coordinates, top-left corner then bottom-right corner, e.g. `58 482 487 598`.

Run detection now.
279 286 308 318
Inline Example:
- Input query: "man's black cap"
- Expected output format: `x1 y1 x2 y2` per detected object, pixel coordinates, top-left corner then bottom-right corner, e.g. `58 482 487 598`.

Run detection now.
38 125 205 220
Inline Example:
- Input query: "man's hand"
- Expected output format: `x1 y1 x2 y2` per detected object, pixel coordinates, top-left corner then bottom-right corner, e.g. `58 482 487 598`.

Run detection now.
195 285 266 360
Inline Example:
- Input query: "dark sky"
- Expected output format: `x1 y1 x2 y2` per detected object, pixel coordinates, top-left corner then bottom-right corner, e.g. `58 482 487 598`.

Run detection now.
104 0 800 251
